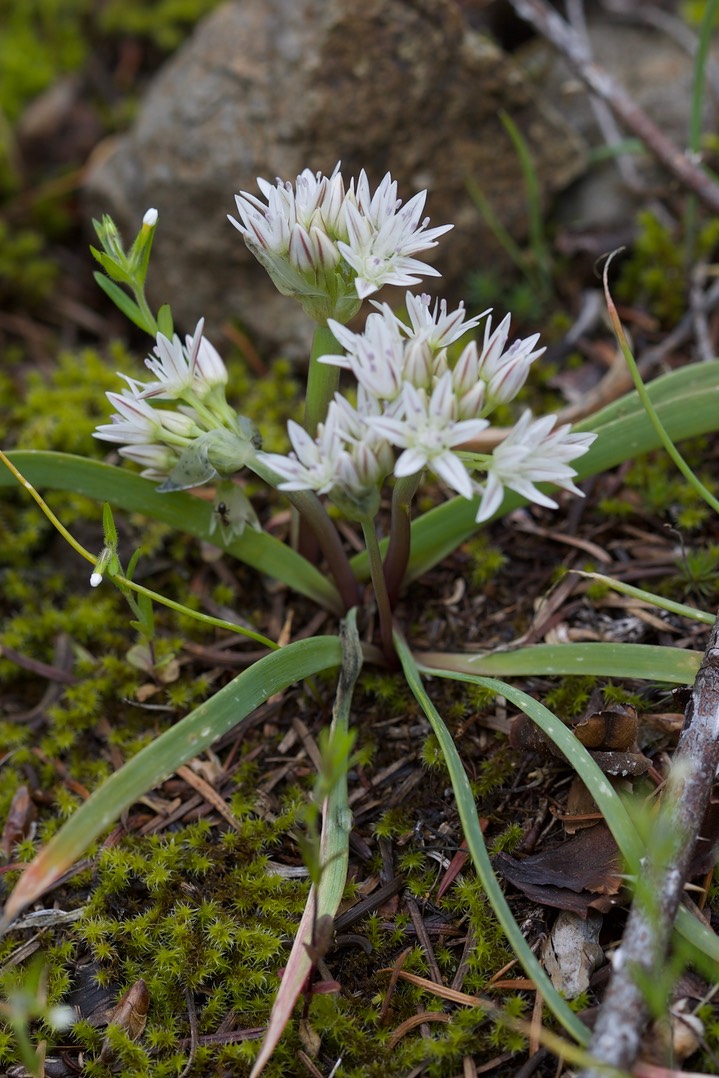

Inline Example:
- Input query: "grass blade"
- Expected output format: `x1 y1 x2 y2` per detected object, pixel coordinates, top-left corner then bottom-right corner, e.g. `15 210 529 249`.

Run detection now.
602 254 719 515
250 612 362 1077
0 635 343 931
1 451 342 614
395 631 590 1046
499 110 552 296
572 570 715 626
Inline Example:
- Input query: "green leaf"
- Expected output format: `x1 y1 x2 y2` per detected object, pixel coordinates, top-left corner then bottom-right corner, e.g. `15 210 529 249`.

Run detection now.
418 663 719 971
1 634 343 929
416 642 702 685
92 272 147 329
89 248 132 285
101 502 118 549
156 304 174 338
395 632 590 1046
0 452 343 615
157 434 218 492
250 612 362 1077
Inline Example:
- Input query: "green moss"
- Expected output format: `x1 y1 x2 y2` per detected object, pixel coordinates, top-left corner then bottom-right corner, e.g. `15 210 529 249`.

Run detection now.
489 822 523 855
15 344 137 454
617 212 719 327
601 685 646 712
464 534 508 589
471 744 516 800
0 810 543 1076
544 676 596 720
0 0 88 123
665 544 719 605
0 0 222 124
0 219 58 306
420 733 445 771
374 808 412 839
97 0 223 51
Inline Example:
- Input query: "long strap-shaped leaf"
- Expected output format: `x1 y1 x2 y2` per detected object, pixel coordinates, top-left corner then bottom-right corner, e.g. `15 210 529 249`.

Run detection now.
250 611 362 1077
395 631 590 1046
416 642 702 685
350 359 719 582
419 664 719 971
0 634 343 932
1 451 343 614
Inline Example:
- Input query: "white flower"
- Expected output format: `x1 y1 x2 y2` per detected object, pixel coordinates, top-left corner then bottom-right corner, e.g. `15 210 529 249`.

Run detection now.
370 373 488 499
474 411 595 523
374 291 489 351
94 390 162 445
143 208 158 227
141 332 196 400
260 398 392 518
338 172 452 299
193 335 228 389
477 314 545 406
330 392 395 484
259 415 345 494
322 304 434 399
94 390 198 446
323 310 407 401
139 319 228 401
118 443 180 480
230 165 452 317
229 165 355 321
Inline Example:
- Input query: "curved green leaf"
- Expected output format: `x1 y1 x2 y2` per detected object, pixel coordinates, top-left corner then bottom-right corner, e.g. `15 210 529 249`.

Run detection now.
1 451 343 614
1 634 343 931
420 664 719 971
396 633 590 1045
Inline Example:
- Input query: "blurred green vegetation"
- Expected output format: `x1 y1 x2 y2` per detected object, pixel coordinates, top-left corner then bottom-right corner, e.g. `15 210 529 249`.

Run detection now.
1 0 223 124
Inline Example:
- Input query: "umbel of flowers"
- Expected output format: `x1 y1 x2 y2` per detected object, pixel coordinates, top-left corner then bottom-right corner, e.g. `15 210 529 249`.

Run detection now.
95 163 594 651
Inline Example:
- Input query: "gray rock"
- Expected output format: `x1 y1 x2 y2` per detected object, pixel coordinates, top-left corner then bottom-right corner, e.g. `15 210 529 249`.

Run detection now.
83 0 587 356
520 10 719 232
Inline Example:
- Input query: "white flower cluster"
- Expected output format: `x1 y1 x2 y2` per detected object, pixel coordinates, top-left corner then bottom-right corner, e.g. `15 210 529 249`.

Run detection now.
229 164 452 322
94 320 255 485
96 166 595 529
260 293 595 523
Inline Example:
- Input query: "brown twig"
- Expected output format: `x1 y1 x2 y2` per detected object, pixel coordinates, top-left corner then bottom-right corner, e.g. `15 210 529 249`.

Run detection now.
507 0 719 215
579 610 719 1077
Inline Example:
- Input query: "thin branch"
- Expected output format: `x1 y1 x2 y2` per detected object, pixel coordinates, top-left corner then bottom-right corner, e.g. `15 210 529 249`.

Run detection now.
601 0 719 108
579 611 719 1077
566 0 643 192
508 0 719 215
